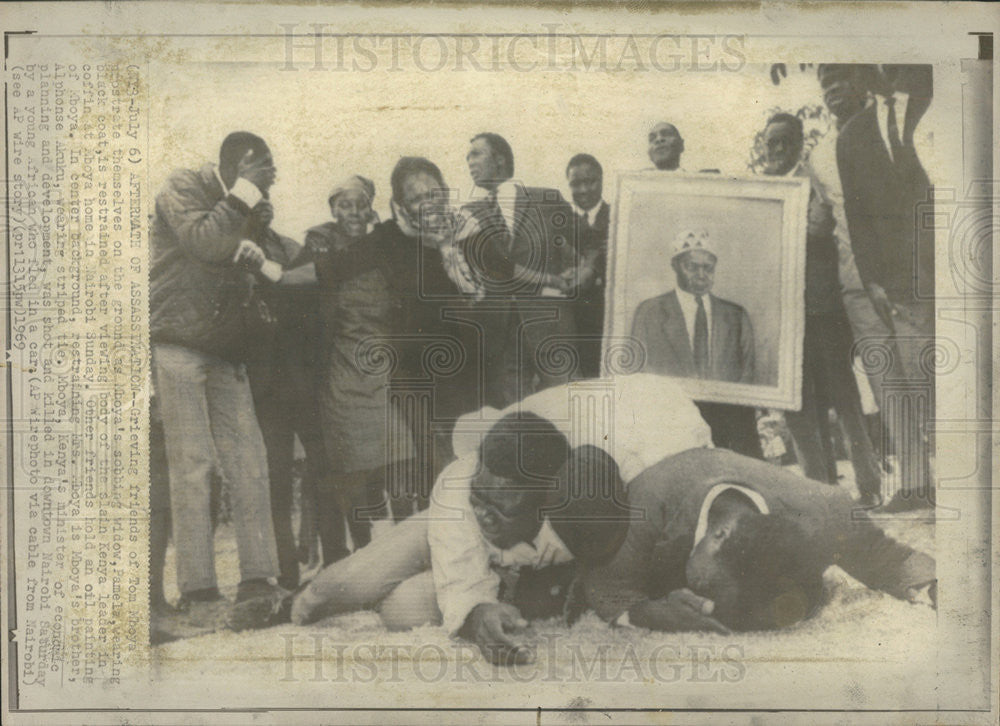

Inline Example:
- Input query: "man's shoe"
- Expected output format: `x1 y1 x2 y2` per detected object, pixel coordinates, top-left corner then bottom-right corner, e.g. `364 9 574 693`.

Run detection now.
856 492 883 509
176 589 229 633
882 489 935 513
227 579 287 631
175 586 222 612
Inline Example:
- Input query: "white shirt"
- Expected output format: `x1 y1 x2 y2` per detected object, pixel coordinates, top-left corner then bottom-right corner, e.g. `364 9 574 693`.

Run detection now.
674 287 712 359
875 91 910 162
470 180 520 234
572 200 607 228
428 373 714 634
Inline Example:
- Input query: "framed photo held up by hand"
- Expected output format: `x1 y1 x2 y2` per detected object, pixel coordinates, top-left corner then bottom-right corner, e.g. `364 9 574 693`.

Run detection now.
603 171 810 410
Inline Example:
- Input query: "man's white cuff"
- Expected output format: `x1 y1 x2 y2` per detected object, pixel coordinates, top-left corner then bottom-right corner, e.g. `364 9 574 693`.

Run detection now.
230 177 263 209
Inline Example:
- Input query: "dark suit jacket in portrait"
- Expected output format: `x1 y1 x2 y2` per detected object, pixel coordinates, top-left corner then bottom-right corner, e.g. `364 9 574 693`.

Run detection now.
580 448 936 624
837 95 934 305
630 290 756 384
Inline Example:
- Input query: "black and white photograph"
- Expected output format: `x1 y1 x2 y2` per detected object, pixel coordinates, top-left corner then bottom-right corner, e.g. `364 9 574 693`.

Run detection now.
606 172 810 409
1 3 996 724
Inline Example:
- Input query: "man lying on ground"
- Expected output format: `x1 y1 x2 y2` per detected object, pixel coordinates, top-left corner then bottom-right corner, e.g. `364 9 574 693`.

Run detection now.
285 373 713 664
576 447 936 632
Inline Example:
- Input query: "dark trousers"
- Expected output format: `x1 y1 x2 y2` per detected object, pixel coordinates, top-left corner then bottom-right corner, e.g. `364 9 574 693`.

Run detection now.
253 386 333 587
325 462 421 555
487 299 578 408
785 313 882 499
696 402 763 459
573 283 606 379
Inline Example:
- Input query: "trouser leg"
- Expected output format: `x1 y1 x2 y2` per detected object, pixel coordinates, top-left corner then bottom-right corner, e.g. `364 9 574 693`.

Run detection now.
314 473 350 566
785 350 835 484
696 402 764 460
204 359 279 583
255 395 299 590
149 397 172 607
524 301 577 393
294 407 330 565
818 315 883 499
336 469 377 550
152 344 217 595
885 302 935 504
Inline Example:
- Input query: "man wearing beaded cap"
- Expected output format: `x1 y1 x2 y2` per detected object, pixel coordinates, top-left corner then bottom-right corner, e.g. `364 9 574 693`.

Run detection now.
631 229 761 458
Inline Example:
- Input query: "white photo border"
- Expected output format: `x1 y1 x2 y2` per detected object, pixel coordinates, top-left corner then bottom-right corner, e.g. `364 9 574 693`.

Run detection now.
603 171 810 410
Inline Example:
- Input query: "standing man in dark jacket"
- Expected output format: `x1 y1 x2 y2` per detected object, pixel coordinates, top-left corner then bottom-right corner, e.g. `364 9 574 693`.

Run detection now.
564 153 610 378
837 65 935 510
150 131 284 630
763 113 883 505
246 221 330 589
458 132 578 407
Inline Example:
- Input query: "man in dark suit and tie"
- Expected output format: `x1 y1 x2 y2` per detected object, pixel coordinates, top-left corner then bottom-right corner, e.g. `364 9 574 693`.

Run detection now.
631 230 763 458
837 65 935 510
564 153 610 378
459 132 577 407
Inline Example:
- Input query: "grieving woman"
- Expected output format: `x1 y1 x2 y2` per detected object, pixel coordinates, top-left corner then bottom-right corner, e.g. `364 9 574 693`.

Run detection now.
305 175 414 558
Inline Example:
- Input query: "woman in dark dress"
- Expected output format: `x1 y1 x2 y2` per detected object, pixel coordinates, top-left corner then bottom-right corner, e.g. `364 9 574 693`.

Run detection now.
304 175 415 555
371 157 484 508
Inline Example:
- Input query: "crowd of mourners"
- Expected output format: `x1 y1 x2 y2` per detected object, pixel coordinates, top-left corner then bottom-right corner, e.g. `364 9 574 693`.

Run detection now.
149 64 937 659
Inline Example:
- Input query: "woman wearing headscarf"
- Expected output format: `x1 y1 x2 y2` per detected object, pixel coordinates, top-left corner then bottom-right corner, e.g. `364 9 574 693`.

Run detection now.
366 157 484 513
304 175 414 558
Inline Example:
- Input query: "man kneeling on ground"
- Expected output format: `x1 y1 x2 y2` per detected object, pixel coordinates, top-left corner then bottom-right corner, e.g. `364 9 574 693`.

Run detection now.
286 374 713 664
577 448 936 632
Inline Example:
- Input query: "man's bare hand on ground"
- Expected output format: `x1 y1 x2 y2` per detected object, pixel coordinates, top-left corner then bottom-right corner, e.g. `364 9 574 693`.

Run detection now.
462 602 535 666
629 589 731 634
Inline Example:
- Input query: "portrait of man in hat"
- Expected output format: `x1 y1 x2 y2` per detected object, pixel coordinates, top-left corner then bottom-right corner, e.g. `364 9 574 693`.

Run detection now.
630 228 756 385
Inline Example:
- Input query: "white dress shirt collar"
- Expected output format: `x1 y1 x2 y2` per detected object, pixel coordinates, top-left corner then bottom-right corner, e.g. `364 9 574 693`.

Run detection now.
693 483 770 544
572 200 606 227
471 180 521 233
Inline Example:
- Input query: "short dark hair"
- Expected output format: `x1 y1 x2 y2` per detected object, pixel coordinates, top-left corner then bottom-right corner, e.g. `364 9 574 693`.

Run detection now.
219 131 269 172
389 156 446 204
471 132 515 181
478 412 570 488
546 445 631 565
566 153 603 178
716 512 826 631
764 113 804 144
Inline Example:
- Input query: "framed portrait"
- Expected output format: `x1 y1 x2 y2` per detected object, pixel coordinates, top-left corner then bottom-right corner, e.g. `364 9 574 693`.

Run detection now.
603 172 810 410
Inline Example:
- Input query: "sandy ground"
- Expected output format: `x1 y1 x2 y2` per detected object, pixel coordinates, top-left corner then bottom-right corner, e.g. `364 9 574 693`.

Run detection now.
148 462 938 712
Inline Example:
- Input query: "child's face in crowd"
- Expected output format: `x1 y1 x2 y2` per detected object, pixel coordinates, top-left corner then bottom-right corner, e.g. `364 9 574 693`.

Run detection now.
331 189 372 238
